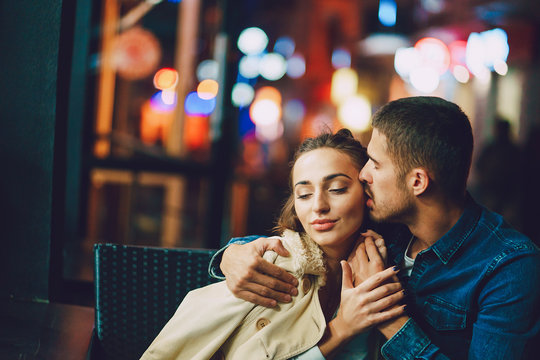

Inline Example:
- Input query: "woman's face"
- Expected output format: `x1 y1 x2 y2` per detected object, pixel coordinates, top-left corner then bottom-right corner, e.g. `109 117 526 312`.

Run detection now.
292 148 366 259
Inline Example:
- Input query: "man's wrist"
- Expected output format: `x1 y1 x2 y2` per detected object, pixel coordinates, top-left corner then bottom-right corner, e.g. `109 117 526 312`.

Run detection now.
377 315 409 340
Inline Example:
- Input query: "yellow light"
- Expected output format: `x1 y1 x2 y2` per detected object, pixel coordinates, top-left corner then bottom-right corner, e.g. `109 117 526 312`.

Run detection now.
197 79 219 100
337 95 371 131
153 68 178 90
331 68 358 105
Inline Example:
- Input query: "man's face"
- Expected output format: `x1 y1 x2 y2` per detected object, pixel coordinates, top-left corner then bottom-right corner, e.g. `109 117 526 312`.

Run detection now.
359 129 415 223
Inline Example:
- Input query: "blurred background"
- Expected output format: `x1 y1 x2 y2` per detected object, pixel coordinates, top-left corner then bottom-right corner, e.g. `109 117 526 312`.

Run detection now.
2 0 540 306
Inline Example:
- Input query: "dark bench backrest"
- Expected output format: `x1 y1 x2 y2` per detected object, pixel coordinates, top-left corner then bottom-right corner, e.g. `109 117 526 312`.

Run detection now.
92 243 218 360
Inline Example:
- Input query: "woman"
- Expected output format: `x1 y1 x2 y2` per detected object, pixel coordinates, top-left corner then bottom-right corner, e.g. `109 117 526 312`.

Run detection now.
141 129 404 360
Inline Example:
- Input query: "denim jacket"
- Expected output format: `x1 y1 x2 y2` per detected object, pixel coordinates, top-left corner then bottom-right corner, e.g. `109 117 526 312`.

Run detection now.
210 196 540 359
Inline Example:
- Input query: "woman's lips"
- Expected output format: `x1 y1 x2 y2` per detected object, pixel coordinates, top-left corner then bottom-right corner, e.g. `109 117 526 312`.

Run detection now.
311 219 337 231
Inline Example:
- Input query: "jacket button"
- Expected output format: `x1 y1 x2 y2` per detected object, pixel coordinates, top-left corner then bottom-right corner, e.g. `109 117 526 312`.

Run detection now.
302 277 311 293
256 318 270 330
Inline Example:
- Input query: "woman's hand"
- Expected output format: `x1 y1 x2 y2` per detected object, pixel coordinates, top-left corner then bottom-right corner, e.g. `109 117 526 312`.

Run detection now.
220 237 299 307
320 264 406 355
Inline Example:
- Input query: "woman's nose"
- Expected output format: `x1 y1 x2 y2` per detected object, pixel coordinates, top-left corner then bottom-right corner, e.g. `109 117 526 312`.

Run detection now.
313 192 330 213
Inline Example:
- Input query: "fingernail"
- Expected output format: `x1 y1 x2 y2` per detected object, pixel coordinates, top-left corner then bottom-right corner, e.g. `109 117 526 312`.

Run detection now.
290 287 298 296
284 294 292 302
292 278 299 286
393 266 399 272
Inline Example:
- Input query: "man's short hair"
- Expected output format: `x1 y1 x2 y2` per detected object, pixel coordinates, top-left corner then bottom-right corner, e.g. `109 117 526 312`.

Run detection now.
372 96 473 198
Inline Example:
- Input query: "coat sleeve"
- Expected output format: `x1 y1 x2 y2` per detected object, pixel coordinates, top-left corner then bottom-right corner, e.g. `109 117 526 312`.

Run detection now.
141 282 255 360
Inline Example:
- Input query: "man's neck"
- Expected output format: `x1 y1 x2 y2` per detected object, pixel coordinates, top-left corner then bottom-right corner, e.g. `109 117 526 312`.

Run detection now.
407 195 466 259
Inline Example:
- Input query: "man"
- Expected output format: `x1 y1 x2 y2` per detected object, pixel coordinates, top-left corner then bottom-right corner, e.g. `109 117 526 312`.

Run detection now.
211 97 540 359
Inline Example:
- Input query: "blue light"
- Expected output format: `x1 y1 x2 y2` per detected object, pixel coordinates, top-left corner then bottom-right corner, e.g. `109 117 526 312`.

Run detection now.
378 0 397 27
239 107 255 137
184 91 216 116
150 91 176 112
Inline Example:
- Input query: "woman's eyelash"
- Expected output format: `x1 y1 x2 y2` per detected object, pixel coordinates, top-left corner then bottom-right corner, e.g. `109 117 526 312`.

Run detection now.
330 187 347 193
296 194 311 199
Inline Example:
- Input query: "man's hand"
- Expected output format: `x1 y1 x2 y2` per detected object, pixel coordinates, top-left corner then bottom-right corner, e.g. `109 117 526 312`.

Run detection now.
220 237 299 307
348 231 388 286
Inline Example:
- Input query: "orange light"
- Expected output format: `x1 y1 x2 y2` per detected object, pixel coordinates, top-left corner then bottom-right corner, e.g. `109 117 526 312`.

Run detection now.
184 115 210 150
153 68 178 90
254 86 282 104
197 79 219 100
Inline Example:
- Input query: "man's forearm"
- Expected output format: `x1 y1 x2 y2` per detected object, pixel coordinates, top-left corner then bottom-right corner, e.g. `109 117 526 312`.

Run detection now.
377 315 409 339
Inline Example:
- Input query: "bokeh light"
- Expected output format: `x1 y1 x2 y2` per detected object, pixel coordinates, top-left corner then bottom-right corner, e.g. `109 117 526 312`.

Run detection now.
410 67 440 93
256 120 284 143
378 0 397 27
337 95 371 131
249 99 281 127
153 68 178 90
150 91 177 112
255 86 282 104
286 54 306 79
331 68 358 105
237 27 268 56
394 47 420 78
283 99 306 124
273 36 296 58
453 65 470 83
332 48 351 69
231 83 255 107
197 79 219 100
494 59 508 76
414 37 450 75
259 53 287 81
238 55 260 79
184 91 216 116
196 59 219 81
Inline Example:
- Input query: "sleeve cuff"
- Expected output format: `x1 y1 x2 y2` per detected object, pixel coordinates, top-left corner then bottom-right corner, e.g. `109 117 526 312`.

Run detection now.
381 318 431 360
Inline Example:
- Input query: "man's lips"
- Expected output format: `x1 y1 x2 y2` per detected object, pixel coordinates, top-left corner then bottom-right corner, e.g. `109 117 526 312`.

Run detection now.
310 219 337 231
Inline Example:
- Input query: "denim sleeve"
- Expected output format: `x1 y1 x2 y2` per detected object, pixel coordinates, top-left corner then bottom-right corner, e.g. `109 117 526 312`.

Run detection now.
207 235 266 279
382 253 540 360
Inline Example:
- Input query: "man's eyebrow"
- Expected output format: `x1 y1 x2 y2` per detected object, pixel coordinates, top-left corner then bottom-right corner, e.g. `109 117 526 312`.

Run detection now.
367 150 380 165
294 173 352 188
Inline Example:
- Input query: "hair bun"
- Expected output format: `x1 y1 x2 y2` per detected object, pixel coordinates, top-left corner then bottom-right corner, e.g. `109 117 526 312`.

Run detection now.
336 128 354 138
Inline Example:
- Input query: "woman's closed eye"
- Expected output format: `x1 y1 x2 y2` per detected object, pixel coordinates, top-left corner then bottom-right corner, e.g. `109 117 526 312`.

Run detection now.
329 187 348 194
296 192 312 200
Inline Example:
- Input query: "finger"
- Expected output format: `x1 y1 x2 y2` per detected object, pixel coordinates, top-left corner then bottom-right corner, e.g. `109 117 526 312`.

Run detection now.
367 305 406 326
365 237 384 268
341 261 354 290
357 242 369 265
359 266 400 291
240 280 294 304
257 259 299 290
367 287 406 312
235 290 278 308
361 229 383 239
375 238 388 262
258 237 290 257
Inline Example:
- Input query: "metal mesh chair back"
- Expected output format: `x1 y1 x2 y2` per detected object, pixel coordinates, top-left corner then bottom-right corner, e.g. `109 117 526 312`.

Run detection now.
92 243 218 360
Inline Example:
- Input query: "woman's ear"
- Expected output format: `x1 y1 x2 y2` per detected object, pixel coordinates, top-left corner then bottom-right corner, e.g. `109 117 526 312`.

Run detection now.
408 167 430 196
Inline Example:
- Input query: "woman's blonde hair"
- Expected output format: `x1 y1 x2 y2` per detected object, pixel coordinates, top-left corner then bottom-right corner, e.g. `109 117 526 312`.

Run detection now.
274 128 368 234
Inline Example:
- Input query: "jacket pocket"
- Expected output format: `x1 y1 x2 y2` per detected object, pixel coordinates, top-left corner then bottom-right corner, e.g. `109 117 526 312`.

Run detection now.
422 296 467 331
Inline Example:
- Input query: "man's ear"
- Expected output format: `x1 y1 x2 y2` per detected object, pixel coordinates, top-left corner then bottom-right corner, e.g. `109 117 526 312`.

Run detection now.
408 168 430 196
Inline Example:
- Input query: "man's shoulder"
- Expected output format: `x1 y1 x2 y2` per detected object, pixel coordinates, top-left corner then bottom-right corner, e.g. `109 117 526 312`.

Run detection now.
473 207 539 263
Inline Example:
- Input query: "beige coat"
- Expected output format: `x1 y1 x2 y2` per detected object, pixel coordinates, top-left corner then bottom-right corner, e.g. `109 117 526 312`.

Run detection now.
141 230 329 360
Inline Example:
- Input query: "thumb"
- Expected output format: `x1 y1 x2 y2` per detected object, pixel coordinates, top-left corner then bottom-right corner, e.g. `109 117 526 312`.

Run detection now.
341 260 354 290
259 237 290 257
